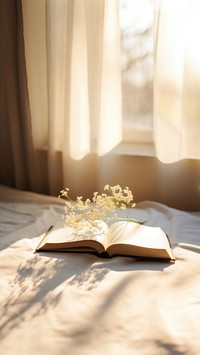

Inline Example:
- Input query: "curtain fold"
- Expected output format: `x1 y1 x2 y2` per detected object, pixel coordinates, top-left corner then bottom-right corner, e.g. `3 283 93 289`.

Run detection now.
22 0 122 196
0 0 38 190
154 0 200 163
45 0 122 195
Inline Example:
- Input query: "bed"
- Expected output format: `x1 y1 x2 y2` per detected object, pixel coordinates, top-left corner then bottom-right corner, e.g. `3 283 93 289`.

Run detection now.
0 184 200 355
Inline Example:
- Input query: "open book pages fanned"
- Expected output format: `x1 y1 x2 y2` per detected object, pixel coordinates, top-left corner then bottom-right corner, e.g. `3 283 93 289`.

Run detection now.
36 220 175 261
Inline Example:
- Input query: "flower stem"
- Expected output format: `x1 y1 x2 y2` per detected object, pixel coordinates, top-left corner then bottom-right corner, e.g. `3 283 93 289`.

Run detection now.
105 216 144 224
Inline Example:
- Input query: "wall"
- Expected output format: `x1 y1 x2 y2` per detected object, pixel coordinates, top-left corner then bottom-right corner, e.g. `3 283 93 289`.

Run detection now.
99 154 200 211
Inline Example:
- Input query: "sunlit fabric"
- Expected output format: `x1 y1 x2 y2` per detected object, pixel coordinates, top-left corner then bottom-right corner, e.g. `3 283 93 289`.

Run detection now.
154 0 200 163
1 185 200 354
23 0 122 195
30 0 121 160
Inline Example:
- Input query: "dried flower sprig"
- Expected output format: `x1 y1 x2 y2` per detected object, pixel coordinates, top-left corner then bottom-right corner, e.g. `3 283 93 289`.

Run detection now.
58 184 142 231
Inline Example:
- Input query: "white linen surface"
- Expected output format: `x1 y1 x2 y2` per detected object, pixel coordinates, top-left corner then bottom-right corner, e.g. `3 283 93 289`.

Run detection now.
0 184 200 355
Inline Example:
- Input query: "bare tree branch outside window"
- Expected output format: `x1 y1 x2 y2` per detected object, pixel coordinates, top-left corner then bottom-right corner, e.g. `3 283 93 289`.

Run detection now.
119 0 154 131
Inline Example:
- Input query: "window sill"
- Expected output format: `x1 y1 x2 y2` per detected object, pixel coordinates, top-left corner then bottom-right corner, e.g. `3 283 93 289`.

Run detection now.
39 142 156 158
111 142 156 157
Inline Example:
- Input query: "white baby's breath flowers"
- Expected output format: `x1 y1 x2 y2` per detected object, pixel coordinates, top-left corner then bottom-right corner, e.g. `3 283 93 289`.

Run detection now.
58 184 140 232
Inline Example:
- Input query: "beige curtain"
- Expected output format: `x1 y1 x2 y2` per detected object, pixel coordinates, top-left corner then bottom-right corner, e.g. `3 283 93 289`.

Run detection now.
0 0 38 191
154 0 200 163
22 0 122 197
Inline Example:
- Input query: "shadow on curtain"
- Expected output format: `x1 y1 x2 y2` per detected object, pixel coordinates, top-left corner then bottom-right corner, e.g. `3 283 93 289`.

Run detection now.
0 0 38 191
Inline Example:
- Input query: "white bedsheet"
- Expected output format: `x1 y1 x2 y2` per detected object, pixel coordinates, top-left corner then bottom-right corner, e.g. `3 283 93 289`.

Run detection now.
0 184 200 355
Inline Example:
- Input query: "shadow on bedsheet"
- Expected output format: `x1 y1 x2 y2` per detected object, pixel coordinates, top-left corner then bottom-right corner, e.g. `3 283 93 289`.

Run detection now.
0 252 171 341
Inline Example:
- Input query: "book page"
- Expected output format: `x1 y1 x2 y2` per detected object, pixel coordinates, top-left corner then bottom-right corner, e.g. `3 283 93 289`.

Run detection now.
106 221 168 250
45 221 109 247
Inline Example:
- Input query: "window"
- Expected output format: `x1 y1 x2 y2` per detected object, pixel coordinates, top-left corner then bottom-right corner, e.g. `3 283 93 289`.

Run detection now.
119 0 154 146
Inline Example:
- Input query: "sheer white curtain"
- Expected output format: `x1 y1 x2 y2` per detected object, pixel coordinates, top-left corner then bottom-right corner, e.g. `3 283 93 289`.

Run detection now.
23 0 121 196
154 0 200 163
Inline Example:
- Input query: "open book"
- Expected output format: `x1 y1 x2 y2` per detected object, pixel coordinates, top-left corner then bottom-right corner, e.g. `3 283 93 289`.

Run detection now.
36 220 175 261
